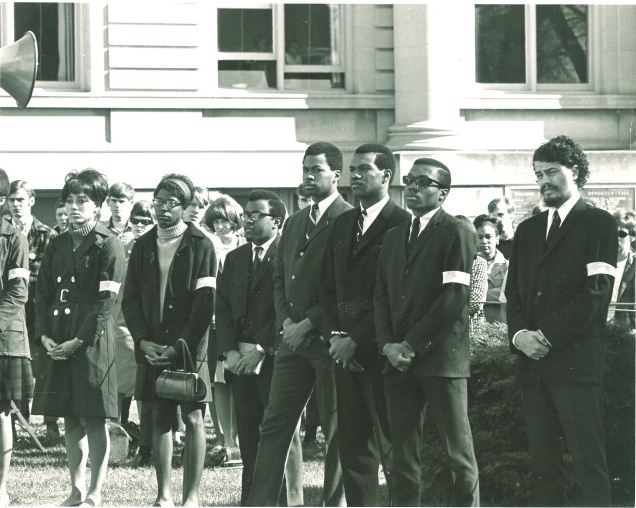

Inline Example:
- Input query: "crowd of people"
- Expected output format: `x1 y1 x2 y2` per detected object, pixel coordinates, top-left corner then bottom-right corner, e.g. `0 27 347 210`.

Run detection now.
0 134 633 508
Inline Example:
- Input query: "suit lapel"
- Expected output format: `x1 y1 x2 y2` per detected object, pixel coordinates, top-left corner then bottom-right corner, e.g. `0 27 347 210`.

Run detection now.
353 201 395 258
250 236 278 290
407 208 444 265
301 194 344 250
541 199 586 261
618 254 634 300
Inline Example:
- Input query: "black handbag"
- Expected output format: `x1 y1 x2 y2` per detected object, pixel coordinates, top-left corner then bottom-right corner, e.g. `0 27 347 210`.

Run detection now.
154 338 207 402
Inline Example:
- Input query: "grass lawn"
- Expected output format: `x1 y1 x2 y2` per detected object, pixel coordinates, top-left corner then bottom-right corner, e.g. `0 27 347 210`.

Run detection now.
8 413 352 507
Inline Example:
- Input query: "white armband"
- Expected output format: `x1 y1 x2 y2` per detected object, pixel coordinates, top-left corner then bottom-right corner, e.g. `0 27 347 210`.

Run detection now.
195 276 216 290
586 262 616 278
442 270 470 286
99 280 121 294
8 268 29 280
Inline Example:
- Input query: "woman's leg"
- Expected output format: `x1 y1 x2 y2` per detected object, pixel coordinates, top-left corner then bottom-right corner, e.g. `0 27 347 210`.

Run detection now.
82 417 110 506
152 400 176 506
0 403 12 504
215 383 237 448
63 416 88 505
180 403 205 507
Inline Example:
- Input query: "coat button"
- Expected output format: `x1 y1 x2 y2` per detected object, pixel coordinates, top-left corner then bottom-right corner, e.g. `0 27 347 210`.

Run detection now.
168 304 173 310
53 309 59 316
289 302 294 308
57 276 61 283
291 275 296 280
64 308 71 315
71 276 75 283
537 290 543 296
299 252 304 257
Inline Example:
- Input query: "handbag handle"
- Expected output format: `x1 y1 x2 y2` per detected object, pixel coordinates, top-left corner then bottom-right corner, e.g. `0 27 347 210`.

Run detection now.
175 338 196 373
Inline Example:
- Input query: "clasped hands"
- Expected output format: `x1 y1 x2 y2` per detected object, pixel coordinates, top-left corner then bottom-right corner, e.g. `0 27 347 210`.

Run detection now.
329 335 364 373
225 348 265 376
139 339 178 368
383 341 415 372
281 317 312 352
41 335 84 360
515 330 551 360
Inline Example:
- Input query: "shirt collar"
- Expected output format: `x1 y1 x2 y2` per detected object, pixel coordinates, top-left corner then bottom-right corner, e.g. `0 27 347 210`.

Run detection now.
313 191 340 217
415 206 441 231
548 189 580 224
252 234 276 256
361 195 389 218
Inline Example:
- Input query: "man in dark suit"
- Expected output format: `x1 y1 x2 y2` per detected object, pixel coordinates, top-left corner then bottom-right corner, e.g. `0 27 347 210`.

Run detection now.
216 190 303 506
506 136 618 506
248 142 351 507
321 144 410 506
610 210 635 329
375 158 479 506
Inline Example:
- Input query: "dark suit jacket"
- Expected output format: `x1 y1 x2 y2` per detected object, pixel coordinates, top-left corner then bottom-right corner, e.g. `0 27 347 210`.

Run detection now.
216 236 280 353
274 193 352 338
614 251 635 329
320 200 411 359
374 208 474 378
505 199 618 384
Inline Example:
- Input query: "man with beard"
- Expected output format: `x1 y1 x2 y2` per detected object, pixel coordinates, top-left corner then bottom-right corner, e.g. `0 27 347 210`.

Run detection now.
375 158 479 506
321 144 410 505
248 142 350 507
506 135 617 506
216 190 302 506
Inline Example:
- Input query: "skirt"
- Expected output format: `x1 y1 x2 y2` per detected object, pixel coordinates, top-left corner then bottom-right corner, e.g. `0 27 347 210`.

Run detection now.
0 356 34 401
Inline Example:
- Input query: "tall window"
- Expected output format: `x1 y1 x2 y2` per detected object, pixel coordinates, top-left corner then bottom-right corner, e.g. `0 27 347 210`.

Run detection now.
13 2 76 82
475 4 589 89
217 4 345 91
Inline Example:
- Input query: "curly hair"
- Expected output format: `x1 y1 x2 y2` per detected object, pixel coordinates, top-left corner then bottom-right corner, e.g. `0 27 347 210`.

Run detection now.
532 135 590 188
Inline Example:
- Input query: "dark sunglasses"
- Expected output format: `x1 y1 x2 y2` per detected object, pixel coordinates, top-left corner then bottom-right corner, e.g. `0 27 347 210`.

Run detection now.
618 230 631 239
130 217 153 226
402 174 445 189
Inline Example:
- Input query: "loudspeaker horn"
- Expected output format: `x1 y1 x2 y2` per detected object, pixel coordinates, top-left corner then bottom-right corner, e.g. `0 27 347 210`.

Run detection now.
0 31 38 108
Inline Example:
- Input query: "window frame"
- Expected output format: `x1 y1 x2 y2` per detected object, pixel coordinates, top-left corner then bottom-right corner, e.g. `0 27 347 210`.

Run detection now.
0 2 89 91
214 2 350 92
472 4 598 93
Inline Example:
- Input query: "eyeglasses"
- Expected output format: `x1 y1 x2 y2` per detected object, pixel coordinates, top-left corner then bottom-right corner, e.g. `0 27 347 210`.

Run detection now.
130 217 153 226
152 198 181 210
618 230 631 239
240 211 273 223
402 175 445 190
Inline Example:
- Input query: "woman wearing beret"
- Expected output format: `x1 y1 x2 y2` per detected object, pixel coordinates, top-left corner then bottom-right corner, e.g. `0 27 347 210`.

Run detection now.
123 174 216 508
32 169 125 507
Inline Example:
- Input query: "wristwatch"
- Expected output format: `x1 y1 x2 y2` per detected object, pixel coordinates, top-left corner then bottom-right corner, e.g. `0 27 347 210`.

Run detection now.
255 343 266 354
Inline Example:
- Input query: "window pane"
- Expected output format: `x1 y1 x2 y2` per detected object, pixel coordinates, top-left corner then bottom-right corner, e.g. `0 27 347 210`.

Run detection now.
536 5 588 84
475 5 525 84
284 4 342 66
284 72 344 90
218 61 276 89
14 2 75 81
218 9 272 53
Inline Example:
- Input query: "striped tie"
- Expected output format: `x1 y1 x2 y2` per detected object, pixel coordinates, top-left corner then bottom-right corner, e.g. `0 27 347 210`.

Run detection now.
306 203 319 238
355 208 367 243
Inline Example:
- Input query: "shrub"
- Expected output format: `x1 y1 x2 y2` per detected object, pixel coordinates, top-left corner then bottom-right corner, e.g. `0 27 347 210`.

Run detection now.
419 321 634 506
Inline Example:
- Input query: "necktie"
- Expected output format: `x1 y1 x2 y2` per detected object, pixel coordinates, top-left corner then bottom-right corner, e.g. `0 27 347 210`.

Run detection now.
355 208 367 243
306 203 319 238
252 246 263 273
408 218 420 253
546 211 561 244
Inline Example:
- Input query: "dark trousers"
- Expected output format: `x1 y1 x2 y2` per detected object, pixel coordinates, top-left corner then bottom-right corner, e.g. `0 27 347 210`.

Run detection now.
247 341 344 507
385 374 479 507
335 352 393 506
232 359 303 507
521 377 611 507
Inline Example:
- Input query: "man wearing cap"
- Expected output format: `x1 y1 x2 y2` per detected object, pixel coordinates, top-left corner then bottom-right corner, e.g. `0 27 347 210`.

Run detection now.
375 158 479 506
506 136 617 506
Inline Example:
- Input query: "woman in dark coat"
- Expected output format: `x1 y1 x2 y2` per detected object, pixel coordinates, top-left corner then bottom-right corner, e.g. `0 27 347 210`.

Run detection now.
0 168 31 508
32 169 125 507
122 174 215 508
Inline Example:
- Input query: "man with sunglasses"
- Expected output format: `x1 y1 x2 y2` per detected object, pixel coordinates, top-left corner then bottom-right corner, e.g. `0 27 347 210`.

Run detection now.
320 144 410 506
375 158 479 506
216 190 302 506
506 136 617 506
610 210 635 329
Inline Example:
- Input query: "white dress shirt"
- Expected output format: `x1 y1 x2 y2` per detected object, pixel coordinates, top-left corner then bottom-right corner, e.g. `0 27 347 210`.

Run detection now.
360 195 390 234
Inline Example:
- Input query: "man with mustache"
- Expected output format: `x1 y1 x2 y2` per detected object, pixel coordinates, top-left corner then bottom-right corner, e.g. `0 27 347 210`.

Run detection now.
506 135 618 506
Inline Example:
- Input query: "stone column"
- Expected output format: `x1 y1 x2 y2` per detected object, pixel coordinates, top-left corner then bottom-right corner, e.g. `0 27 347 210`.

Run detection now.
387 4 465 150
